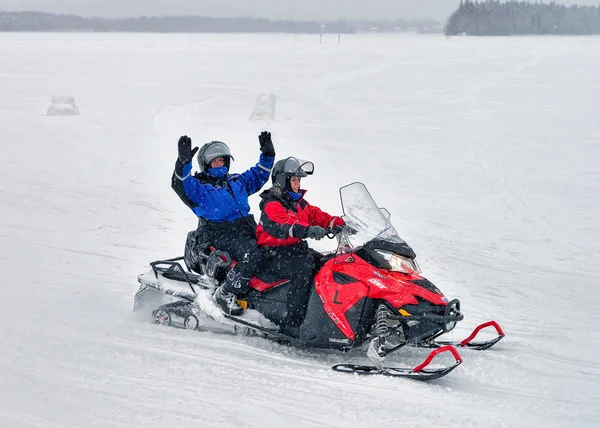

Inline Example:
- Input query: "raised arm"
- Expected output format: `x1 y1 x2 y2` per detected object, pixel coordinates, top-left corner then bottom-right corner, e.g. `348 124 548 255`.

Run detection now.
171 135 210 209
238 131 275 195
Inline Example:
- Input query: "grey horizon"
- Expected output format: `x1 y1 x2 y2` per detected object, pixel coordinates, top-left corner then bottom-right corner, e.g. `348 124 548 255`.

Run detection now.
0 0 597 22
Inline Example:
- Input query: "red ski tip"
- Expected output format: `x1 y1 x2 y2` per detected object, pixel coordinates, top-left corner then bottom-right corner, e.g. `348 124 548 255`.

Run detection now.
413 345 463 373
459 320 505 347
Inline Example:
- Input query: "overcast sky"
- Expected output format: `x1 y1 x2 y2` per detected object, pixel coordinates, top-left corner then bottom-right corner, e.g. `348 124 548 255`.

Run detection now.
0 0 597 21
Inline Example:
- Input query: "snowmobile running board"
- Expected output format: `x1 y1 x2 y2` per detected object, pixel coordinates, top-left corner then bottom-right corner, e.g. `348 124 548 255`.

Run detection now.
331 345 463 381
222 314 306 345
419 321 505 351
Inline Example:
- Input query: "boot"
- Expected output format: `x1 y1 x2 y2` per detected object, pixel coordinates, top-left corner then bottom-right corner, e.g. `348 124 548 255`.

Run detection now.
223 269 250 294
213 285 243 316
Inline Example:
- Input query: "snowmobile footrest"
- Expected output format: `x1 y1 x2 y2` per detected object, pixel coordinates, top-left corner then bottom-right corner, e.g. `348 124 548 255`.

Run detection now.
222 314 304 345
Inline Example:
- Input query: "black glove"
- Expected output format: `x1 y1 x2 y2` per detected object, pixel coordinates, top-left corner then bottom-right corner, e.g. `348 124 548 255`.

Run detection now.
178 135 199 164
258 131 275 157
331 225 344 235
331 224 358 236
306 226 327 240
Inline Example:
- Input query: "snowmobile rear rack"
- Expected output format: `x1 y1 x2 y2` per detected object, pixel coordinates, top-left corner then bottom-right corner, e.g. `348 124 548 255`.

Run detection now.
150 258 199 298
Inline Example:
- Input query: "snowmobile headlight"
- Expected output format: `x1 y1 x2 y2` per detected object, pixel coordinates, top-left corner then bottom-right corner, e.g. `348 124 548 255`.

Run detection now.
375 250 421 274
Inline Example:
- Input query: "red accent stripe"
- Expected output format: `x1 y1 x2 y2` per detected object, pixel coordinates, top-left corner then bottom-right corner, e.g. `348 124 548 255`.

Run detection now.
248 277 290 292
208 246 237 268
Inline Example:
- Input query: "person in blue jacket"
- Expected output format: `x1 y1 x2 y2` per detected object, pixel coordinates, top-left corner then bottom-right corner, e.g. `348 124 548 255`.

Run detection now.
171 132 275 315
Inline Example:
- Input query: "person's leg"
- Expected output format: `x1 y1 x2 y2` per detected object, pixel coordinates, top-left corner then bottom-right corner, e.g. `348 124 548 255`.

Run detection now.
211 221 262 315
284 251 316 331
251 247 312 333
211 224 262 294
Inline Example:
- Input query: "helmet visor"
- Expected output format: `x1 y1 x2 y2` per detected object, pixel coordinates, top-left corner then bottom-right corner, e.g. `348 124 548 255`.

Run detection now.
203 141 234 164
283 157 314 178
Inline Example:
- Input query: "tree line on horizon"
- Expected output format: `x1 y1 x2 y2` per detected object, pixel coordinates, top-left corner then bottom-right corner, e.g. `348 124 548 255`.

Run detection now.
445 0 600 35
0 10 441 34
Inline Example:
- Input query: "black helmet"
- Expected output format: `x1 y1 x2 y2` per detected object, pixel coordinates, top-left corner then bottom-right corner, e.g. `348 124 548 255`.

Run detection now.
197 141 234 172
272 157 314 189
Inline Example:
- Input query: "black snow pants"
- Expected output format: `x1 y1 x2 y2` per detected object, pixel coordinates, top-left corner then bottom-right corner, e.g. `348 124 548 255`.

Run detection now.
258 242 318 328
206 215 262 295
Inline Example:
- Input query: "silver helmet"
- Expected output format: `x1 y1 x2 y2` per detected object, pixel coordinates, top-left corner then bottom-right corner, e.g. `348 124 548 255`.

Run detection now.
197 141 234 172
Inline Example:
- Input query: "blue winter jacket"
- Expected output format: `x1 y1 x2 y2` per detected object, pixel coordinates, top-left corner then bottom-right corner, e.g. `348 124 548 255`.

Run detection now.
171 154 274 222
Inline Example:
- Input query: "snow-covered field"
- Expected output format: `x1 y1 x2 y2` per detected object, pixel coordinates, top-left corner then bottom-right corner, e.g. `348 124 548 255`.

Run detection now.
1 32 599 427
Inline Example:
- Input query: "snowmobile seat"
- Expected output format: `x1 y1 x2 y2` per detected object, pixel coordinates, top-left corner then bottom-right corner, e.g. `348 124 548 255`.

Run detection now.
184 230 210 274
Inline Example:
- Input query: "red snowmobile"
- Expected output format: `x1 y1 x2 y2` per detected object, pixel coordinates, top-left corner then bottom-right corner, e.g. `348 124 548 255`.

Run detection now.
134 182 504 380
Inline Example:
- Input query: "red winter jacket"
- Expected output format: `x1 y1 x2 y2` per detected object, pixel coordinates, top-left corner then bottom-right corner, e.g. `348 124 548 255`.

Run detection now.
256 189 344 247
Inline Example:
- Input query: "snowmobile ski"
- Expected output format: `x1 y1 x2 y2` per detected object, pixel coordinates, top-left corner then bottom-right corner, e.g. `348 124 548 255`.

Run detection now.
332 345 463 381
418 321 505 351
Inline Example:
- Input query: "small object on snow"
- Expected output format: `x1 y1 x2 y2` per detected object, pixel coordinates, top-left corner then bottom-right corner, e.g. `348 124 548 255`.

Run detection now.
46 95 80 116
249 93 276 123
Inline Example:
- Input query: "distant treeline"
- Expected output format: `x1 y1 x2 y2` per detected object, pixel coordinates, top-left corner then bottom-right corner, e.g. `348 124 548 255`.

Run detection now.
445 0 600 35
0 10 442 34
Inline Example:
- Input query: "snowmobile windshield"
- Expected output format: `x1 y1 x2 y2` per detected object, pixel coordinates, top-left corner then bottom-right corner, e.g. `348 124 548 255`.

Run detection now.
339 182 403 245
283 157 314 177
203 141 234 163
338 182 420 272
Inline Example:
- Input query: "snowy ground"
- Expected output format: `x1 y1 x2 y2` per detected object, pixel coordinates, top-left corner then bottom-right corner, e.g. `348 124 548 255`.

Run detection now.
1 32 599 427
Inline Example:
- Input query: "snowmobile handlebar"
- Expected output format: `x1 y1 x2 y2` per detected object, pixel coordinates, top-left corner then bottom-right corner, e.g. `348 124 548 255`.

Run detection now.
327 224 359 239
326 227 341 239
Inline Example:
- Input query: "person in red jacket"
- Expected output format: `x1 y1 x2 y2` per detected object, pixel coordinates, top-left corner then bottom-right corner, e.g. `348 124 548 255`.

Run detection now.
255 157 344 335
